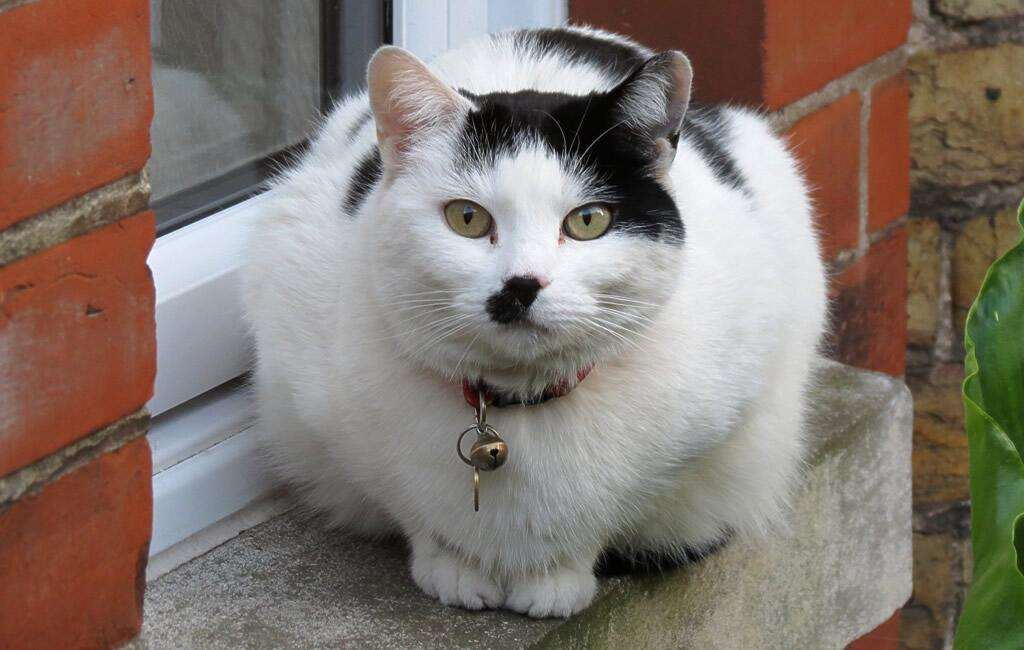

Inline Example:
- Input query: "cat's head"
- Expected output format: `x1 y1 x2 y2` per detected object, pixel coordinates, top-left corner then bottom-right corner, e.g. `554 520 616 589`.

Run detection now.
365 44 692 394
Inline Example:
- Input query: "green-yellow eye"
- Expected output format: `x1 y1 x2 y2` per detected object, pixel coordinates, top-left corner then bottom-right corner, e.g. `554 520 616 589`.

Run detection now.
444 200 493 238
563 204 613 241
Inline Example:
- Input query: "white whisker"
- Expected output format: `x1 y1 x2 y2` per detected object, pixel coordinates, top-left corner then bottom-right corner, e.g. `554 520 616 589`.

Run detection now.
591 314 657 346
371 312 471 344
452 328 482 378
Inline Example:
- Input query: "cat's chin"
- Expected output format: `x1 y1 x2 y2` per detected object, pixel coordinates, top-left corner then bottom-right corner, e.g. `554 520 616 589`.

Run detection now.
394 316 621 392
413 339 603 397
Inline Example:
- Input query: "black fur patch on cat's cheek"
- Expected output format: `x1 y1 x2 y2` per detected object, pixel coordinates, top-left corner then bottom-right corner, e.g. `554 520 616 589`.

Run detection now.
684 105 749 194
344 148 383 215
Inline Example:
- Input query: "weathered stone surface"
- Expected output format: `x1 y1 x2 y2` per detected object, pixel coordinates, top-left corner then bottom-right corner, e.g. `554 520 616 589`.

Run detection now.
908 364 969 506
907 218 943 348
138 361 912 649
952 207 1022 334
540 362 913 649
909 44 1024 187
935 0 1024 21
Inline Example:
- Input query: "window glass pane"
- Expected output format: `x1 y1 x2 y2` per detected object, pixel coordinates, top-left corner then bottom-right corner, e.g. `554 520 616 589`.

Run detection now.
149 0 321 230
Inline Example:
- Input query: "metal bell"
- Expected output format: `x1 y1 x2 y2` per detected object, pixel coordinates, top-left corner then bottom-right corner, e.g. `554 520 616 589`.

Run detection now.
469 429 508 471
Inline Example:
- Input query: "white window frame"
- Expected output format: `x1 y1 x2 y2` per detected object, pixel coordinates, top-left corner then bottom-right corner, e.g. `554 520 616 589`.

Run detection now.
146 0 567 580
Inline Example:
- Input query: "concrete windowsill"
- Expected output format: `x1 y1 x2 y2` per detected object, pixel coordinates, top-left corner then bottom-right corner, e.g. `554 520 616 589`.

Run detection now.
136 360 912 649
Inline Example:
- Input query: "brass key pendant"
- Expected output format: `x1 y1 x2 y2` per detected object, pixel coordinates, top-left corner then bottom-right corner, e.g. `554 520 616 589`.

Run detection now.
456 390 508 511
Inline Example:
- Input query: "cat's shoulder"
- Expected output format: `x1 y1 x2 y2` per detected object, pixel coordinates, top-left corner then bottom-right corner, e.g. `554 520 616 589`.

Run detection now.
678 103 801 199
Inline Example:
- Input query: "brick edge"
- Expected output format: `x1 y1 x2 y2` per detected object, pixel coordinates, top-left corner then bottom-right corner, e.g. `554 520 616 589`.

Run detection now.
0 409 150 509
0 173 150 268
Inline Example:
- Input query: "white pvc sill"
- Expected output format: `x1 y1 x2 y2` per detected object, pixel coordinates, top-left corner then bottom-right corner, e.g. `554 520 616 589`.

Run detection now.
147 194 271 580
148 192 266 417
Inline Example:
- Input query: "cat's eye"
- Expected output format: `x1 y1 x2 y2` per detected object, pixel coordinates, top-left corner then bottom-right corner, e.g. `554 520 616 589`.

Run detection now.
444 200 493 239
563 204 613 241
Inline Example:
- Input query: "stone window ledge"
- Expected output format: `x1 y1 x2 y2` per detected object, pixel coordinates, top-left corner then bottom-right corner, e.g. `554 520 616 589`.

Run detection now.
135 360 912 648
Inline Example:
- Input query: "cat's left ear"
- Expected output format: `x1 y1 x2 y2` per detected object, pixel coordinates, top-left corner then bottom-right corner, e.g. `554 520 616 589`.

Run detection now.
367 46 474 169
612 51 693 151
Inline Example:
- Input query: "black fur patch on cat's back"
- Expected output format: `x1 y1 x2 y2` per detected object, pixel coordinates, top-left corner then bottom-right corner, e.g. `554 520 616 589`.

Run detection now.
510 28 648 81
683 105 749 193
344 148 382 215
458 89 685 243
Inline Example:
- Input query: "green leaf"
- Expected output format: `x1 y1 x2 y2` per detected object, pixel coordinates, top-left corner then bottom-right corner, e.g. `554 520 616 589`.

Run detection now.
955 200 1024 649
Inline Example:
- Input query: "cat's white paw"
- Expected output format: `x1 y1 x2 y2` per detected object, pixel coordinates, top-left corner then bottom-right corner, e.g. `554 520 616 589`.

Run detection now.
411 545 504 610
505 565 597 618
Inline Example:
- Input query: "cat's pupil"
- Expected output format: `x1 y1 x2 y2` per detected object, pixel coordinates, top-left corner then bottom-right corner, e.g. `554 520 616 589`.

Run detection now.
582 210 592 227
463 208 474 225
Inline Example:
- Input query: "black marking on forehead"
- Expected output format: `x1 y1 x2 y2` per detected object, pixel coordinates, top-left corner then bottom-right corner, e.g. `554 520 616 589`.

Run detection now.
344 147 382 215
458 89 684 243
509 28 649 82
683 105 749 194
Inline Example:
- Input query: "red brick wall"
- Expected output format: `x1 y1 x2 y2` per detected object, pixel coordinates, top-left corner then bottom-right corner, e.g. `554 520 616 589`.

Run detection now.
0 1 155 648
571 0 911 644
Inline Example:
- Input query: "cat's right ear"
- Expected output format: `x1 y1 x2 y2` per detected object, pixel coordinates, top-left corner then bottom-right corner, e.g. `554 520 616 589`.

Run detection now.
612 51 692 148
367 46 473 169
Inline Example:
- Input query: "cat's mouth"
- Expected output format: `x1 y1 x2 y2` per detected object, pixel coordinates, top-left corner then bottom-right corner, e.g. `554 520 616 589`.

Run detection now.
485 316 556 356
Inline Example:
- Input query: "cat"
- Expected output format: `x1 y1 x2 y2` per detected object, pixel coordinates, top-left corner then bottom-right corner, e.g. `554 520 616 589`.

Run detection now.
242 26 827 618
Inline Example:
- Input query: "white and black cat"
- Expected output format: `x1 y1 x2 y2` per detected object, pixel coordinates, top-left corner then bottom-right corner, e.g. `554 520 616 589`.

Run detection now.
243 27 827 618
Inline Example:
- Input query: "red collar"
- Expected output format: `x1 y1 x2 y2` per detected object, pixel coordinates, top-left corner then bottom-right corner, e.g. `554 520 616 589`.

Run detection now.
462 365 593 409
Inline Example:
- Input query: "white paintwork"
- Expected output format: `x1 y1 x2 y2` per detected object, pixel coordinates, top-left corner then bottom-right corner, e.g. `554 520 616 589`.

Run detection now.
392 0 565 61
488 0 567 31
149 379 253 474
148 194 261 416
150 422 271 558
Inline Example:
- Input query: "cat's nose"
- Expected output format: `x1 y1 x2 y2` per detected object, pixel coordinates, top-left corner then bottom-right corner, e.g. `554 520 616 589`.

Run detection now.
486 276 545 323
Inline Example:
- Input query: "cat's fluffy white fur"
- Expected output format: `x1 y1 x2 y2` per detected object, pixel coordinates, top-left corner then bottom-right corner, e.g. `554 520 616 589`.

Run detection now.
243 27 827 618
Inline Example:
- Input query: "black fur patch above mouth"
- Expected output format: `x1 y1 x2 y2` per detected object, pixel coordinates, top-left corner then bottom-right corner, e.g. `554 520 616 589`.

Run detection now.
486 294 527 324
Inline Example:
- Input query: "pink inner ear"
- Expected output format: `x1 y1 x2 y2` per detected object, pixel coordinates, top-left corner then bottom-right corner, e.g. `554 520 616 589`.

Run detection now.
367 47 473 163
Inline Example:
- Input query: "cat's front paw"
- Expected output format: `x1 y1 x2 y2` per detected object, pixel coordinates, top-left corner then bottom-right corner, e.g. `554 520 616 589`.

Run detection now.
411 544 504 611
505 565 597 618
